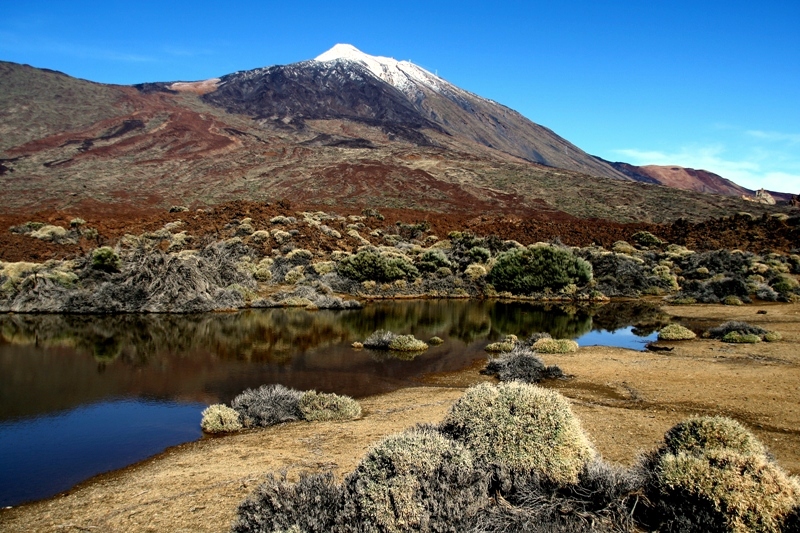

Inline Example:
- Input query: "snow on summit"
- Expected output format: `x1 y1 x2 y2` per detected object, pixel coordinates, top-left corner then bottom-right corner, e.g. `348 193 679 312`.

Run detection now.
314 43 443 96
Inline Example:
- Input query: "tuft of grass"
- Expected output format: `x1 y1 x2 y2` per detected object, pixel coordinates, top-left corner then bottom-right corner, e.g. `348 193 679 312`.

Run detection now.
440 382 595 488
658 323 696 341
299 391 361 422
231 384 303 428
200 404 242 434
340 426 488 533
531 338 579 354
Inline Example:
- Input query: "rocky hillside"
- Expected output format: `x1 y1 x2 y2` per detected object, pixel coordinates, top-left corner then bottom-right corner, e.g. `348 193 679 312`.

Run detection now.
0 51 794 223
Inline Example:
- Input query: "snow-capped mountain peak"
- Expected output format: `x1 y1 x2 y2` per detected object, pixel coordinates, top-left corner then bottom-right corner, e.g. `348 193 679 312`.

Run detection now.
313 43 442 97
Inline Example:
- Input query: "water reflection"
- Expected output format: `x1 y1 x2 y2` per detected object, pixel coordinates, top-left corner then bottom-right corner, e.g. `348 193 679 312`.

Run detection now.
0 300 668 506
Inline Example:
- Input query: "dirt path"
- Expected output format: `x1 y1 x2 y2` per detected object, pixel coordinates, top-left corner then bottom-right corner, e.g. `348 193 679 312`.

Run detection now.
2 303 799 533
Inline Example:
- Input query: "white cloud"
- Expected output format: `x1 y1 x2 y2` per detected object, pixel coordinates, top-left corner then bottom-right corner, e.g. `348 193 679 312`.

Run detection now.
614 145 800 193
746 130 800 144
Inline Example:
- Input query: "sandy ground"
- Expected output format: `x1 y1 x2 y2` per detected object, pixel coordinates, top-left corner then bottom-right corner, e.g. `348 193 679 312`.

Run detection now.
2 303 799 532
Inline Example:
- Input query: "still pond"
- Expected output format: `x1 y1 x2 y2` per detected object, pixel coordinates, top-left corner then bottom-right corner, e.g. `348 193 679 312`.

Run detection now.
0 299 664 507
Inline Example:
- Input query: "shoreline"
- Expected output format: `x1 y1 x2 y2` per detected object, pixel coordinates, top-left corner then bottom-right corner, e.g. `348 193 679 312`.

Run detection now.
2 303 799 532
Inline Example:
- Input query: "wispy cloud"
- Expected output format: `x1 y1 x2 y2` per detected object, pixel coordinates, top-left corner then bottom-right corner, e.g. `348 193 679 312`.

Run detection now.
746 130 800 144
614 144 799 193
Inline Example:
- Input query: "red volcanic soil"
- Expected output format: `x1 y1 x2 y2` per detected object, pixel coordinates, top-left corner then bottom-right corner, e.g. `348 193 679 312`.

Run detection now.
1 200 797 264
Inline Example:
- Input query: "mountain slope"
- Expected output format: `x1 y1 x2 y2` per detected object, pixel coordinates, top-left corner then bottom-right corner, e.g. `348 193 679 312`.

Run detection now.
0 53 792 223
203 44 630 180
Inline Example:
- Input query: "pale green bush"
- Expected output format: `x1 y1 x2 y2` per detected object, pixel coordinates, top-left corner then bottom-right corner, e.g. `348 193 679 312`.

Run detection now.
531 338 579 354
660 416 767 457
657 324 696 341
388 334 428 352
722 331 762 343
341 427 488 532
487 246 592 295
652 449 800 533
428 336 444 345
200 404 243 433
91 247 121 273
299 391 361 422
440 382 595 487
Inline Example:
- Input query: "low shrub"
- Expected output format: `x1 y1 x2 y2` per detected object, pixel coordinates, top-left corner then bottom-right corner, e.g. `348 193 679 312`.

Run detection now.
631 231 663 248
428 336 444 345
484 340 516 353
200 404 243 434
722 295 744 306
646 449 800 533
764 331 782 342
299 391 361 422
337 251 419 282
415 249 452 273
707 320 768 339
531 338 579 354
483 347 564 383
473 459 645 532
340 427 488 533
722 331 762 343
91 246 121 273
658 324 696 341
440 382 595 489
232 472 343 533
231 384 303 428
487 246 592 295
362 330 395 349
388 334 428 352
659 416 767 457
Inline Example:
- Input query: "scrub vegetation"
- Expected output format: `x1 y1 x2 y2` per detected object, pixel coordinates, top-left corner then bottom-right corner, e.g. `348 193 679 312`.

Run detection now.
231 385 800 532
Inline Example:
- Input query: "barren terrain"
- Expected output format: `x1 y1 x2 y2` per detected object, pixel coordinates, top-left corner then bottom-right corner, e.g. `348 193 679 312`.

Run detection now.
2 303 798 533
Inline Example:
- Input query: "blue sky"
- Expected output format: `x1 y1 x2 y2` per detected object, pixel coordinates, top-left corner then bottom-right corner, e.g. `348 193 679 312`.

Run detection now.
2 1 798 193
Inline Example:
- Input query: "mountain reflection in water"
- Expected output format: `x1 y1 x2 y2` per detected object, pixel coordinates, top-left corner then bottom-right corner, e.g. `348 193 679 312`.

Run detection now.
0 300 667 507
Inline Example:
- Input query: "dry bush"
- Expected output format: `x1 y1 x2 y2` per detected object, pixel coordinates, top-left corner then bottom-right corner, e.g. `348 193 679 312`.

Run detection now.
388 334 428 352
299 391 361 422
658 324 696 341
531 338 579 354
483 347 564 383
231 384 303 428
471 459 645 532
340 426 488 532
231 472 343 533
440 382 595 491
199 404 242 434
660 416 767 457
707 320 768 338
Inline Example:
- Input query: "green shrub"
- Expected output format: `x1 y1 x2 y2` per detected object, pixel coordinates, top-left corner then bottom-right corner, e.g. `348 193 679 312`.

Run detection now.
485 340 516 353
200 404 243 434
722 295 744 306
722 331 762 344
771 275 799 297
657 324 696 341
650 449 800 533
428 336 444 345
91 246 121 273
531 338 579 354
483 347 564 383
660 416 767 457
231 384 303 428
440 382 595 488
707 320 767 339
337 251 419 282
388 334 428 352
764 331 782 342
340 427 488 533
232 472 343 533
631 231 663 248
487 246 592 295
468 247 491 263
415 249 452 273
299 391 361 422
